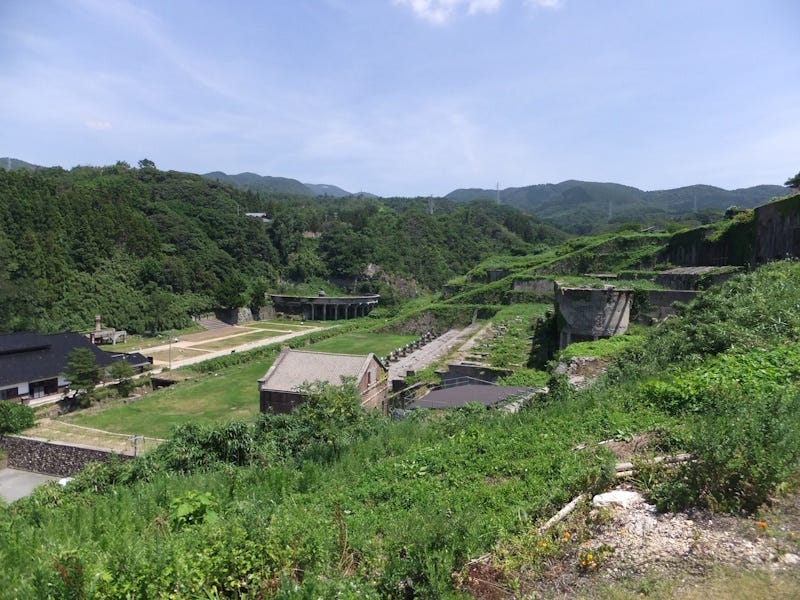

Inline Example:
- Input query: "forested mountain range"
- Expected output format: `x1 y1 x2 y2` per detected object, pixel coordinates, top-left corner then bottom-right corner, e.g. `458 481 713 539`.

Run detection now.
447 181 788 233
0 162 562 334
6 158 787 234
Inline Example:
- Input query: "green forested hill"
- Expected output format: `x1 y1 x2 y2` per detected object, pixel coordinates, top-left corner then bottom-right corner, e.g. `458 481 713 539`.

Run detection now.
447 180 789 233
202 171 313 196
0 163 563 334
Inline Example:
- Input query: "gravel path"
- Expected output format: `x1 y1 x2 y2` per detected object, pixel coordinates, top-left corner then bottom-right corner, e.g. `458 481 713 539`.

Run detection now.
388 324 482 381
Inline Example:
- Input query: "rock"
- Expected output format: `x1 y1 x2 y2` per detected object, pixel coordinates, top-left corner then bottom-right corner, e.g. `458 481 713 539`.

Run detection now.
593 490 644 509
781 553 800 566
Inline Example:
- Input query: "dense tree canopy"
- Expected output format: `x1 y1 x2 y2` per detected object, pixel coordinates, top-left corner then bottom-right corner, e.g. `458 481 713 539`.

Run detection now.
0 164 565 333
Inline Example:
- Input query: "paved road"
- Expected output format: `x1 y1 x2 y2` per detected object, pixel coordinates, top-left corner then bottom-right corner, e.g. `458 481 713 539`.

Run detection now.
0 468 59 503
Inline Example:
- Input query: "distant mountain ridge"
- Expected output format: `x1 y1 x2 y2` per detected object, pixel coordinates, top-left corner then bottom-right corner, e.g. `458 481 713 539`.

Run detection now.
202 171 313 196
447 180 789 233
202 171 368 198
3 158 787 226
0 157 43 171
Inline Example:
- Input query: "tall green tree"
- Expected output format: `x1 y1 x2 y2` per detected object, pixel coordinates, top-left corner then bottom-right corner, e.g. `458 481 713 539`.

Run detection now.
786 170 800 189
64 348 102 405
215 273 247 310
110 360 136 397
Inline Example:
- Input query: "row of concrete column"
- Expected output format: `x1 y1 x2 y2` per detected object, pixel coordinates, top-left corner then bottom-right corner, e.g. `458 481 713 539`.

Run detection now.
383 331 436 363
305 301 374 321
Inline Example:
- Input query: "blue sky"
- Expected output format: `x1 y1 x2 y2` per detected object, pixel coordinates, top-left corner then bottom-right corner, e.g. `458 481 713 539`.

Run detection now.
1 0 798 197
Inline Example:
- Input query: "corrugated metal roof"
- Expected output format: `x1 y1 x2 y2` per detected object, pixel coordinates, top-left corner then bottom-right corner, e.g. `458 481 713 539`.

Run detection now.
413 384 532 409
259 349 377 392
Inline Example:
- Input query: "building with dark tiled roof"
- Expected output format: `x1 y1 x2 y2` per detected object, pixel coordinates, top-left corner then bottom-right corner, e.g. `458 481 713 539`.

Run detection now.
0 332 149 402
258 348 388 414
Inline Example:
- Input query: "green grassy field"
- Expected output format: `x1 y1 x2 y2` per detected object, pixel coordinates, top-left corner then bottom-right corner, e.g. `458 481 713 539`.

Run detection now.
308 332 417 356
65 360 270 438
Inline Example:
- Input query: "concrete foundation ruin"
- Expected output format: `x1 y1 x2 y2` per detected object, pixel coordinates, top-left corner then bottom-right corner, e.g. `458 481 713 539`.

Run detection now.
555 284 633 349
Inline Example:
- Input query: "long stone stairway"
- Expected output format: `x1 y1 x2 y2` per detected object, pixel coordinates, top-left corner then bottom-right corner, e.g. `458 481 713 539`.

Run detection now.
196 315 230 330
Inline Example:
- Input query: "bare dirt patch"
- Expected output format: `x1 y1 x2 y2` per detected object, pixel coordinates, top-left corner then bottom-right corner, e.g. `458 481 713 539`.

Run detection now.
177 326 244 342
555 356 612 389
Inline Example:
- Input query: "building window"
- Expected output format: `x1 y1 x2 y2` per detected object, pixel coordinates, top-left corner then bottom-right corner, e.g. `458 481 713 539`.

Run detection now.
0 387 19 400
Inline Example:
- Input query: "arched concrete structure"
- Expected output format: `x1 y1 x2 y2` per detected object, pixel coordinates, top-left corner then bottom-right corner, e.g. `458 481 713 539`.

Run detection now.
269 294 379 321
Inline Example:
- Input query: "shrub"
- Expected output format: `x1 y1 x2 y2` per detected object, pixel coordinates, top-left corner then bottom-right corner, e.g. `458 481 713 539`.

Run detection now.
169 490 220 530
0 402 35 434
650 389 800 513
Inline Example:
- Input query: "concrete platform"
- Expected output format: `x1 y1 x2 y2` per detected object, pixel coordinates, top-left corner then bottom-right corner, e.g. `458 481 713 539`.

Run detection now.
0 468 59 503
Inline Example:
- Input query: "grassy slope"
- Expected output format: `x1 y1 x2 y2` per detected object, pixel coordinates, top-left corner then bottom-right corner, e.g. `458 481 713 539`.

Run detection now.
2 389 667 598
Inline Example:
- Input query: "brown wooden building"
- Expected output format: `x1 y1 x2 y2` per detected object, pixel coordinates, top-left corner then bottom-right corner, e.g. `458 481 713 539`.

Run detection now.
258 348 388 414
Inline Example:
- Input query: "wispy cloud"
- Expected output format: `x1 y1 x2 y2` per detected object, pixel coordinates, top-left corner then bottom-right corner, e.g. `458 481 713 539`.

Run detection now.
74 0 240 102
525 0 564 8
395 0 502 25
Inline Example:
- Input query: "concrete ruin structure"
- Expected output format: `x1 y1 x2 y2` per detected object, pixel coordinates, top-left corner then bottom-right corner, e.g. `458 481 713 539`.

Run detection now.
555 284 633 349
87 315 127 345
655 266 739 290
269 293 379 321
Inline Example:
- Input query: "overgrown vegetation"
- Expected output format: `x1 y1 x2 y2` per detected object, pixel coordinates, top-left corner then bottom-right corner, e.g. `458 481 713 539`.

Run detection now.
604 261 800 512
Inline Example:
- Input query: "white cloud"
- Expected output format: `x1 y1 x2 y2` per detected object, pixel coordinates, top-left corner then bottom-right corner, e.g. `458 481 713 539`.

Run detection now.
395 0 502 24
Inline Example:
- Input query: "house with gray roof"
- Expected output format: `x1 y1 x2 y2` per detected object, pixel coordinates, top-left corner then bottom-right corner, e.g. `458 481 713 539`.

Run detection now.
0 332 149 403
258 348 388 414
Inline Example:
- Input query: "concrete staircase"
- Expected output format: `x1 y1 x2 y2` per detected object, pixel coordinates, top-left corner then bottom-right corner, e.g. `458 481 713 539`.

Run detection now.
196 315 230 330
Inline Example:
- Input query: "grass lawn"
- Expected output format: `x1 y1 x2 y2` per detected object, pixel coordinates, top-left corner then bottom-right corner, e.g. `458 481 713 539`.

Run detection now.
308 333 417 356
65 360 270 439
193 329 289 351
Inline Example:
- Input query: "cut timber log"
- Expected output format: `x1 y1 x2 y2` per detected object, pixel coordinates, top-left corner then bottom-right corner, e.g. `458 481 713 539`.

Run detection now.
537 493 586 535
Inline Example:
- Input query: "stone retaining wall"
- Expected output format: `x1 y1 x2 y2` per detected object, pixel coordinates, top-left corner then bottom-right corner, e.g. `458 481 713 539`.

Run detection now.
0 435 131 477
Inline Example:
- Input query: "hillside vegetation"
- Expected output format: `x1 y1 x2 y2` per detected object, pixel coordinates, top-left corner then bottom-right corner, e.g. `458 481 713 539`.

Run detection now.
2 261 799 597
0 162 563 334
